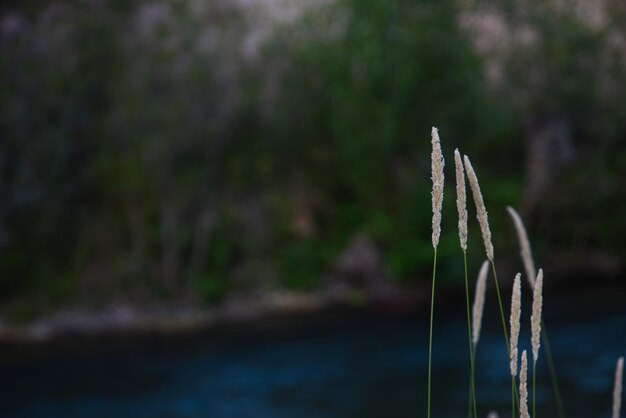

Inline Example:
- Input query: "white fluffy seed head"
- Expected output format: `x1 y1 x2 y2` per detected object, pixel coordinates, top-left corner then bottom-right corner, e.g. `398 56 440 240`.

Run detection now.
454 149 468 251
509 273 522 377
614 357 624 418
520 350 530 418
506 206 536 289
463 155 494 261
431 127 445 248
486 412 499 418
472 260 490 346
531 269 544 363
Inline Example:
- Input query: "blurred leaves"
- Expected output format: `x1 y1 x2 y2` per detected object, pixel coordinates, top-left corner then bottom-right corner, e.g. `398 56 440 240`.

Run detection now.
1 0 626 311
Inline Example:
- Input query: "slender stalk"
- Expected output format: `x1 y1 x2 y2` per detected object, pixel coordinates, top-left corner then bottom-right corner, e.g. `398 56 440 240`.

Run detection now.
489 261 509 344
490 260 519 411
428 128 443 418
463 251 477 418
512 376 516 418
533 361 537 418
427 249 437 418
542 324 565 418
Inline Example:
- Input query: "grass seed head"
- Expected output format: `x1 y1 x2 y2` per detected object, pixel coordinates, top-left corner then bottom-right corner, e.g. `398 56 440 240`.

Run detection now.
463 155 494 261
614 357 624 418
455 149 468 251
506 206 536 289
472 260 490 346
510 273 522 377
520 350 530 418
531 269 544 363
431 127 445 248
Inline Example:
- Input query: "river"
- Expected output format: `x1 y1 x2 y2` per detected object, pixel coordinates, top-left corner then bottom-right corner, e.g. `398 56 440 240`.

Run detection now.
0 283 624 418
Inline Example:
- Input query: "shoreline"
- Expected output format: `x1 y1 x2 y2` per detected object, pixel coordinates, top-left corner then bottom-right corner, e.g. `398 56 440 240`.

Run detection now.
0 286 429 363
0 270 623 363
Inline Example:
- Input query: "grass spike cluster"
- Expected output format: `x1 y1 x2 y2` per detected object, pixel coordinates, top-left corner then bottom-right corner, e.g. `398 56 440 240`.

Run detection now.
471 260 489 347
531 269 543 363
427 127 444 418
506 205 565 418
455 149 476 418
464 152 517 410
431 127 444 249
510 273 522 418
455 149 468 251
510 273 522 377
422 126 620 418
463 155 493 261
506 206 536 289
531 269 544 418
520 350 530 418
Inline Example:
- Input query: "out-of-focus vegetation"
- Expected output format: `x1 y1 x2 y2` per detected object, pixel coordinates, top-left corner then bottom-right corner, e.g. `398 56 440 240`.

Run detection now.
1 0 625 313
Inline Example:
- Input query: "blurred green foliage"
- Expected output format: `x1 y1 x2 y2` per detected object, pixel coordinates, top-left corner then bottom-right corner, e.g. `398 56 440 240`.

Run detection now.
265 0 518 284
1 0 625 312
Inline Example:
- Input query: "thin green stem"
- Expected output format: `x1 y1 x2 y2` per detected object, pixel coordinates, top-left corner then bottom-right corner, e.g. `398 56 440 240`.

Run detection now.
533 360 537 418
490 260 520 412
512 376 515 418
463 251 477 418
489 260 509 345
542 323 565 418
427 248 437 418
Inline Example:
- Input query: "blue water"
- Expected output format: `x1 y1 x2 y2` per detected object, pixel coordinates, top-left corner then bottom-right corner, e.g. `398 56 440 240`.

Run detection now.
0 285 624 418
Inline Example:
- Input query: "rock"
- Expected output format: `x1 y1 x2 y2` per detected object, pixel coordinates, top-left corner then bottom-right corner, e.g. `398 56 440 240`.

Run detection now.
329 233 394 303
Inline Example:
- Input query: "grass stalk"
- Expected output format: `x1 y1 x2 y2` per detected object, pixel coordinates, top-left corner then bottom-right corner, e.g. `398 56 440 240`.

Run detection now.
490 260 519 411
427 248 437 418
542 324 565 418
489 261 509 351
512 376 516 418
463 251 477 418
533 361 537 418
428 127 443 418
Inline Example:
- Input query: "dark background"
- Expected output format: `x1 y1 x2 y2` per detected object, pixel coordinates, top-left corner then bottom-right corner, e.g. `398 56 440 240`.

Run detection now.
1 0 626 324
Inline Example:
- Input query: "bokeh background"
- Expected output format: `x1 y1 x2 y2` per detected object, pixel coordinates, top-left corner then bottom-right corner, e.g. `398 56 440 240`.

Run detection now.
1 0 625 417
